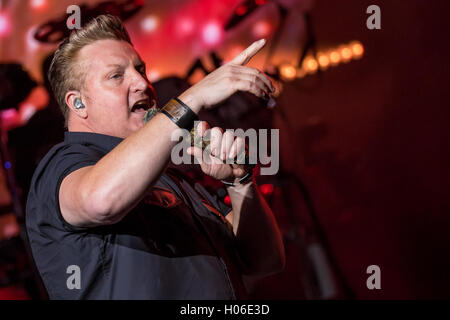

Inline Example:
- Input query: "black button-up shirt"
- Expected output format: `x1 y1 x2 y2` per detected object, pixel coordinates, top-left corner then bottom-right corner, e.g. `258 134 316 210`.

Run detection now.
26 131 248 299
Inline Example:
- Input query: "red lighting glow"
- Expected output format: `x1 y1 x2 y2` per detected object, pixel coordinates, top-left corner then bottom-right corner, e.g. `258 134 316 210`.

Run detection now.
224 195 231 206
30 0 48 10
178 17 194 35
0 13 11 37
236 5 247 16
260 184 275 196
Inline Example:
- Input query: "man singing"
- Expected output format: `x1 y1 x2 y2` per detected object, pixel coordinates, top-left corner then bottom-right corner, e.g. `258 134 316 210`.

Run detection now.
26 14 285 299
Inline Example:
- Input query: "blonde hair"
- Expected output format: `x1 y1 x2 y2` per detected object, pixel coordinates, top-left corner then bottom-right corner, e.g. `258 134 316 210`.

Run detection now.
48 14 132 127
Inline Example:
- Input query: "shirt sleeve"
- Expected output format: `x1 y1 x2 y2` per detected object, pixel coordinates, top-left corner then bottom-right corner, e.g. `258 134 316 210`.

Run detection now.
34 143 103 232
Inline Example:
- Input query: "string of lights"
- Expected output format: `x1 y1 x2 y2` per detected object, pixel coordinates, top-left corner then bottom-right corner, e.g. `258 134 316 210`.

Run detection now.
279 41 364 81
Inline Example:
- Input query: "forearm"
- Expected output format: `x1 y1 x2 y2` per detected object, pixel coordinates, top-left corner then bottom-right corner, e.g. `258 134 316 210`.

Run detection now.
81 95 201 222
227 179 285 275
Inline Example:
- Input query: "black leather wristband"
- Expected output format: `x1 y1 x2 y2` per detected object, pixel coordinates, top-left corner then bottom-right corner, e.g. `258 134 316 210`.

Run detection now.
161 97 199 131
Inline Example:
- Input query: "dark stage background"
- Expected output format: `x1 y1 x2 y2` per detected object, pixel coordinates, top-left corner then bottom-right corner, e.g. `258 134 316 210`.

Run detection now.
0 0 449 299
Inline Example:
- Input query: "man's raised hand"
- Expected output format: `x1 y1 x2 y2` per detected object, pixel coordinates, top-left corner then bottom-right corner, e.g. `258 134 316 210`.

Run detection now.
177 39 275 112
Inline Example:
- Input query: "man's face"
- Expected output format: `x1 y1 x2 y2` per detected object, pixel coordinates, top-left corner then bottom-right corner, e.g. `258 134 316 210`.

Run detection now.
76 39 156 138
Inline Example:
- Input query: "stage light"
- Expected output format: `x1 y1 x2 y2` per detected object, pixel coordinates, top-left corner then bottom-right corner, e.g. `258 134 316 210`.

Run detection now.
274 41 364 81
30 0 47 10
224 195 231 206
260 183 274 196
340 46 352 62
236 5 247 16
304 56 318 73
21 103 37 122
26 26 40 51
202 22 223 46
178 17 194 35
255 0 267 5
350 41 364 59
279 63 296 81
141 15 158 33
252 20 271 38
147 70 160 82
318 53 330 69
4 161 12 170
0 109 18 128
0 13 10 37
329 50 341 65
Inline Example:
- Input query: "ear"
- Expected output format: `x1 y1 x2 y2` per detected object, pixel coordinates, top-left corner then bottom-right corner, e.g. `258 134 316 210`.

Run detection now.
65 90 88 119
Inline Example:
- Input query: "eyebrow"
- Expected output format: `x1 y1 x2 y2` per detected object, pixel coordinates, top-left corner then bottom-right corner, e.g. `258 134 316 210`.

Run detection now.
106 61 146 69
106 64 125 69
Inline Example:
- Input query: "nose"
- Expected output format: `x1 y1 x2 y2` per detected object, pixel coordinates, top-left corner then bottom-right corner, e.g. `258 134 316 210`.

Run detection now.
130 68 149 93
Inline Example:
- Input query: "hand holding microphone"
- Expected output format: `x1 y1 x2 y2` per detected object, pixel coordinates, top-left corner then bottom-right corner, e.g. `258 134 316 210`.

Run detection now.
143 39 274 166
143 108 249 165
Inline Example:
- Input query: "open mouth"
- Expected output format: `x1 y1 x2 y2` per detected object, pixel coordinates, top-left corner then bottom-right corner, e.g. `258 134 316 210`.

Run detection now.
131 99 151 113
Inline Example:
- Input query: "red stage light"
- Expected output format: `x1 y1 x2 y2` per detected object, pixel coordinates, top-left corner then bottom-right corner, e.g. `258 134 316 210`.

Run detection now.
178 17 194 35
255 0 267 5
236 5 247 16
224 195 231 206
202 22 222 46
260 183 275 196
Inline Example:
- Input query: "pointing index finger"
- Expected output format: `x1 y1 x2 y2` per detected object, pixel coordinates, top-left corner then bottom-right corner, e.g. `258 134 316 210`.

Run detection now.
230 39 266 66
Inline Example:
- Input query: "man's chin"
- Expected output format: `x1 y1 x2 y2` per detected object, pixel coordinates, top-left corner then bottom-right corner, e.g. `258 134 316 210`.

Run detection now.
130 109 146 122
130 114 145 130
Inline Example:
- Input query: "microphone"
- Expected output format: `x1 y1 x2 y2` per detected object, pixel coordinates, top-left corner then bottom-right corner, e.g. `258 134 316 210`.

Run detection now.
143 108 249 165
